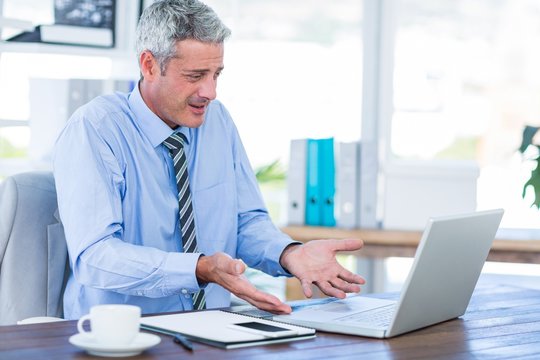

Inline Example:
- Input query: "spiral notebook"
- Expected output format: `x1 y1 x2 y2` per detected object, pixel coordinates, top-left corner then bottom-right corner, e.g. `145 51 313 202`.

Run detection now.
140 310 315 349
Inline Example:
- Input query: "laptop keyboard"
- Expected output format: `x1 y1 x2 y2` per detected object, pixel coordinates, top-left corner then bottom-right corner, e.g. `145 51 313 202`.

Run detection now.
335 304 396 328
230 297 337 319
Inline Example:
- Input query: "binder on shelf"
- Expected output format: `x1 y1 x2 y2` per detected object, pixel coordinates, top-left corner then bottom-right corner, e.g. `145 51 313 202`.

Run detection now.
287 139 307 225
303 138 336 227
337 141 361 228
305 139 320 225
40 24 114 47
3 0 115 47
6 24 114 48
51 0 115 47
318 138 336 227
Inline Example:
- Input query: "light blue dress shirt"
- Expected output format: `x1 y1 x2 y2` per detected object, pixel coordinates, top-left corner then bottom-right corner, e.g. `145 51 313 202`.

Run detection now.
54 84 295 319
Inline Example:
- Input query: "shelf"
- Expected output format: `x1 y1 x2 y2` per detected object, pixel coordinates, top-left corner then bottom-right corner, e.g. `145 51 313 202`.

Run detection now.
0 119 27 127
0 0 139 59
281 225 540 264
0 41 132 59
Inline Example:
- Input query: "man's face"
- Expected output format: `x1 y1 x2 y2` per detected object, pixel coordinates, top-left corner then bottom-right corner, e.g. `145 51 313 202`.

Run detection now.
140 39 224 129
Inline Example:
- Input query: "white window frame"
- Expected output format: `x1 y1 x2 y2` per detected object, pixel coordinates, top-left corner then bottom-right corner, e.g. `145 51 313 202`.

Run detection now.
360 0 396 228
0 0 140 177
361 0 484 231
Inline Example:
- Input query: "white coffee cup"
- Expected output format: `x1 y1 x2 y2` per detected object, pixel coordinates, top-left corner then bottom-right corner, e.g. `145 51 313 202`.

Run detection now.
77 304 141 346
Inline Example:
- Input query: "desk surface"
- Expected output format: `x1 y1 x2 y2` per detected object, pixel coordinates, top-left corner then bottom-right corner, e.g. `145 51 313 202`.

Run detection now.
1 284 540 359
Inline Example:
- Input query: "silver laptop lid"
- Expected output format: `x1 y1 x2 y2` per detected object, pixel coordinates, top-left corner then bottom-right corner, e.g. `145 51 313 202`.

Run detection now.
386 209 504 337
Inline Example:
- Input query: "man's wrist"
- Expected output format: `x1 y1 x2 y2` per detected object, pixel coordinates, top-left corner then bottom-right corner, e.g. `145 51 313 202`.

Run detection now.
279 243 301 274
195 254 210 286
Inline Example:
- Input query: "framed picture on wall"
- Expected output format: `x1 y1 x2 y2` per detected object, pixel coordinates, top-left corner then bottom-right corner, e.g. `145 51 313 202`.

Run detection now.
3 0 116 48
54 0 115 29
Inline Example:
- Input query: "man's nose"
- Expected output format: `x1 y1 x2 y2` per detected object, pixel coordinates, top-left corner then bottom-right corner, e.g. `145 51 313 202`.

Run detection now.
198 77 217 100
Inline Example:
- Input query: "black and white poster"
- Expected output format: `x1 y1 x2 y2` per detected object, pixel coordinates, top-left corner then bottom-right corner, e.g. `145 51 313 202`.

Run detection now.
54 0 115 29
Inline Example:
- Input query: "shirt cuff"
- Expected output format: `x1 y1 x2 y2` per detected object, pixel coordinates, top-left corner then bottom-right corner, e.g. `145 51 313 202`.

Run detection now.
266 237 302 277
161 252 204 295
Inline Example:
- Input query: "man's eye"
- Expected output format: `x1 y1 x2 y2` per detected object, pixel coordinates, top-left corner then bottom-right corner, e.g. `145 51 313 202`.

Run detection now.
187 74 203 81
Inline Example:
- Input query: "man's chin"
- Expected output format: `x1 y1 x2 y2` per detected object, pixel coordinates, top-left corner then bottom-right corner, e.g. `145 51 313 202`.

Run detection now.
181 114 206 128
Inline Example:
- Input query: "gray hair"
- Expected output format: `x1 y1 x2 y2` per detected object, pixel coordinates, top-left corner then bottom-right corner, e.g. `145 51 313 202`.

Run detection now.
136 0 231 74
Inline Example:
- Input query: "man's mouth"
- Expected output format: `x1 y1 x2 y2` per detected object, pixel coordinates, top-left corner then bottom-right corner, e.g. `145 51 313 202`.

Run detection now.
189 102 207 114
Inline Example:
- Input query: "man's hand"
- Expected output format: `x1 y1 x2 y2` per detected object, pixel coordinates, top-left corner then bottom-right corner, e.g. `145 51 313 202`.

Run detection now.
196 252 292 314
279 239 366 299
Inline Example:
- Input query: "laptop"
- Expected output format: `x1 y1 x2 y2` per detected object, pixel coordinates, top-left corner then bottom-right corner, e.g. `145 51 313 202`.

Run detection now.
272 209 504 338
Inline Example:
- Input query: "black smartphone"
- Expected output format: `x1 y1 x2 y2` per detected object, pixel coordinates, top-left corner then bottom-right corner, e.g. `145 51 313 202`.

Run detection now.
228 321 298 337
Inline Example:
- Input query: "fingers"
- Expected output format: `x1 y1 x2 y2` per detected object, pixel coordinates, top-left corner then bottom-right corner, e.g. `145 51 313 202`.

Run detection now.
197 253 291 314
301 279 313 298
304 277 362 299
237 292 292 315
231 259 246 275
213 253 244 274
324 238 364 252
338 270 366 285
284 238 366 301
329 277 361 294
219 265 291 314
234 281 292 314
299 268 365 299
316 281 347 299
197 253 239 284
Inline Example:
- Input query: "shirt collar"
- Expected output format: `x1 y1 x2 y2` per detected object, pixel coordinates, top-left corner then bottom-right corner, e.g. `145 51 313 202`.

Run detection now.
128 82 191 148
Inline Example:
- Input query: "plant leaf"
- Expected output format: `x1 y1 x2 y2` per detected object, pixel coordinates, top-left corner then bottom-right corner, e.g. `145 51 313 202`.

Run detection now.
522 157 540 209
254 159 286 183
519 126 540 153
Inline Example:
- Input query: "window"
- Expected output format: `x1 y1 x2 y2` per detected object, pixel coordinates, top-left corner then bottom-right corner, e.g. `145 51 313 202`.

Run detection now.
200 0 364 299
0 52 114 176
390 0 540 230
204 1 363 167
376 0 540 294
0 0 138 177
203 0 364 225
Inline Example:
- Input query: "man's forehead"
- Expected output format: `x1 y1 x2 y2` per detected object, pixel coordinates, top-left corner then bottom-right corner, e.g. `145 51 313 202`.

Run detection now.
174 39 225 59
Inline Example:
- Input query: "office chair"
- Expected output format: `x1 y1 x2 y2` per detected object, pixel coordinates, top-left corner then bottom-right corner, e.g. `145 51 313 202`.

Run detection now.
0 171 69 325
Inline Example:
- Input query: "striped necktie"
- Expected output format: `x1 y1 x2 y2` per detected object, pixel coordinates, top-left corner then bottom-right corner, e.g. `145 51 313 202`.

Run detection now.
163 132 206 310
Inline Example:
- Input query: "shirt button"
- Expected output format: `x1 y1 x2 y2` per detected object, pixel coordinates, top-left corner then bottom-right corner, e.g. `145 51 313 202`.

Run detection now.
181 289 188 294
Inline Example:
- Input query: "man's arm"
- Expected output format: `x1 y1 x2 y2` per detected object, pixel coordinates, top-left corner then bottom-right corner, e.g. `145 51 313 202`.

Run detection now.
223 112 297 276
209 105 364 310
193 239 367 313
54 112 201 299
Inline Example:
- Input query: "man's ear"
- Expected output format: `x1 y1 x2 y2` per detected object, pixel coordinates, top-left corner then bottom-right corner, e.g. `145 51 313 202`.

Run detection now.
139 50 159 80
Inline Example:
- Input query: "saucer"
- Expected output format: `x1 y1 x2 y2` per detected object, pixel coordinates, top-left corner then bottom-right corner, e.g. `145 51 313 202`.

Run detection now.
69 332 161 357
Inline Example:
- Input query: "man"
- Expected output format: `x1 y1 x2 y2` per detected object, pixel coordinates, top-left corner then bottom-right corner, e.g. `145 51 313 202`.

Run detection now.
54 0 365 320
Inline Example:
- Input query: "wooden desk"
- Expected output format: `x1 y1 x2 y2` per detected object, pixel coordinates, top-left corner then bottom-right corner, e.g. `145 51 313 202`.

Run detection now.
282 226 540 264
1 284 540 359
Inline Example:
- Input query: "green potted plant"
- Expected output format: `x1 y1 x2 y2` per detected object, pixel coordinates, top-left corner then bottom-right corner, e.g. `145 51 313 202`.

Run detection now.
254 159 287 222
519 125 540 208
